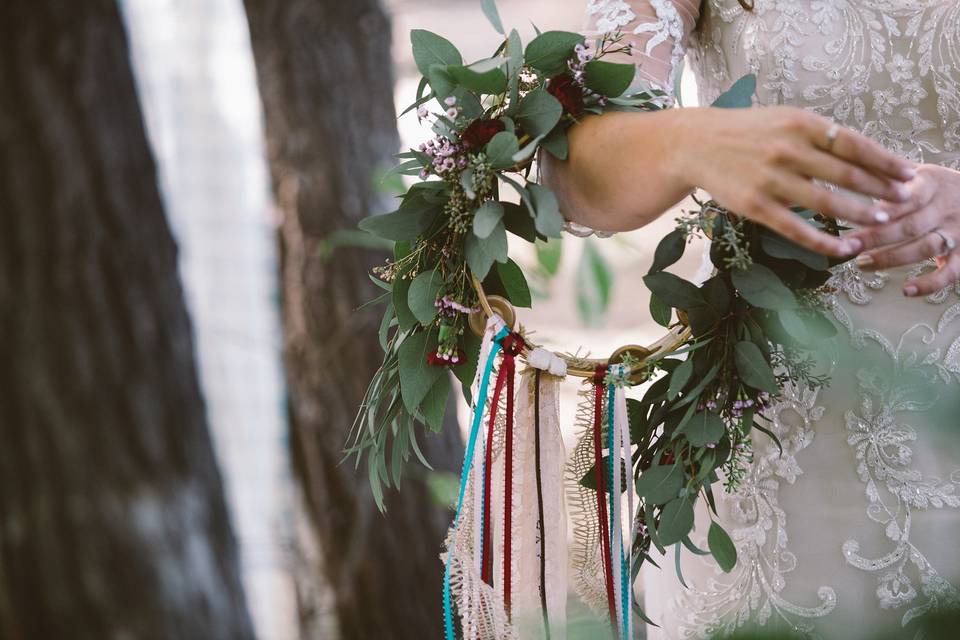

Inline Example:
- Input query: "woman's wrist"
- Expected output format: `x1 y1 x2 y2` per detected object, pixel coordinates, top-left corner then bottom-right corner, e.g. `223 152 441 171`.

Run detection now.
653 106 710 195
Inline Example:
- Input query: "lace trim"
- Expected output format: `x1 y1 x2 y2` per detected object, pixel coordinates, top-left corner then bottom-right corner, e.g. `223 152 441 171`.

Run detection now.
669 382 838 639
586 0 637 33
840 311 960 625
634 0 688 88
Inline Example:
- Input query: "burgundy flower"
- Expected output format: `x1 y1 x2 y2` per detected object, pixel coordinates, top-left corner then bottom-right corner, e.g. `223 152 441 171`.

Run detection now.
460 118 506 150
547 73 585 116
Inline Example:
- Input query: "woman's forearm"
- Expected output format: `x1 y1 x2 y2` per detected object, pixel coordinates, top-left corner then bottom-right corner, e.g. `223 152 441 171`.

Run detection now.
541 108 696 233
541 104 916 256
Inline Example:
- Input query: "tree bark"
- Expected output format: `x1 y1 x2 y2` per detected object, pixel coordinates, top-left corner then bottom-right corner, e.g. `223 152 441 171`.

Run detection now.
0 2 255 639
242 1 464 638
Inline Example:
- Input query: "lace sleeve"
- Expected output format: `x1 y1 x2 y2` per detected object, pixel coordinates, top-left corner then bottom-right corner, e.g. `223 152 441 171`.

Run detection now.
584 0 701 95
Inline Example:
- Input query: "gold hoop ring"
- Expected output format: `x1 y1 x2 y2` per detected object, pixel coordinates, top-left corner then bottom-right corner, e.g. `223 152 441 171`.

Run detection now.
469 274 691 380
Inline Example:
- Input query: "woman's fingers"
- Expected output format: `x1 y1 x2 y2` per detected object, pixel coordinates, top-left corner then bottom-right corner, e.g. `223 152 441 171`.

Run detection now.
793 148 911 205
822 122 917 182
772 173 880 226
855 229 947 270
871 173 938 221
847 206 938 252
903 251 960 297
745 196 858 257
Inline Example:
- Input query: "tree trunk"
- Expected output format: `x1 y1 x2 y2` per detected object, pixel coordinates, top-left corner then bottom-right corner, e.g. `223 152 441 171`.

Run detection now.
242 1 464 638
0 2 255 639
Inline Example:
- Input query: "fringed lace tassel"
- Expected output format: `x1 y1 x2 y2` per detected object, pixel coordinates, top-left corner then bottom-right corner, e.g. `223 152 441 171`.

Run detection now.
443 315 512 640
513 349 568 639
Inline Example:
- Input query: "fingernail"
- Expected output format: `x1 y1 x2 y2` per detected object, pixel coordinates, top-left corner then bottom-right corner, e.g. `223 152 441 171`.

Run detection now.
855 253 874 268
900 166 918 180
873 210 890 223
894 183 911 202
904 285 919 297
845 238 863 253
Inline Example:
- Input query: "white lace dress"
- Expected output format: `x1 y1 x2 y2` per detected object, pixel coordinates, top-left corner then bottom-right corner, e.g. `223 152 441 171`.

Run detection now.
582 1 960 638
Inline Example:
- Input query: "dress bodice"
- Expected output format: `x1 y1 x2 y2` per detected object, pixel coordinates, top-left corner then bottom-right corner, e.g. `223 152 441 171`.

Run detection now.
581 2 960 638
689 0 960 170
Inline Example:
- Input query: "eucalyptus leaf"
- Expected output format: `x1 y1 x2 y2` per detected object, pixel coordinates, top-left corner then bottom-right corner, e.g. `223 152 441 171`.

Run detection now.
448 63 508 94
734 341 780 394
358 205 434 242
524 30 585 76
659 495 695 546
516 89 563 138
541 128 569 160
502 202 537 242
643 271 704 310
711 73 756 109
528 183 564 237
465 221 508 279
761 231 830 270
650 293 673 327
650 228 686 273
497 259 532 307
778 308 810 344
393 276 416 331
485 131 521 169
677 411 725 447
398 330 443 413
708 521 738 573
420 375 450 432
667 358 693 400
635 463 684 505
480 0 505 34
411 30 462 76
731 263 799 310
408 269 443 325
583 59 636 97
473 200 505 239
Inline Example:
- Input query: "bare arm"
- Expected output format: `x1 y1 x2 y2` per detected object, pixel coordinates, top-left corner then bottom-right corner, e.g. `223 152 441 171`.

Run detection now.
549 0 917 256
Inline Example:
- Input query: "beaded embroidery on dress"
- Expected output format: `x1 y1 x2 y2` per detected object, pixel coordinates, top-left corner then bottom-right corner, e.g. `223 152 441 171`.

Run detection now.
582 1 960 638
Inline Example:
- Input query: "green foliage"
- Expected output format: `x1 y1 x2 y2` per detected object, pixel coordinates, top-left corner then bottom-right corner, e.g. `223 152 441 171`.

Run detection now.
411 29 462 76
496 259 532 308
465 220 508 279
708 521 737 572
635 463 684 505
472 200 505 238
408 269 443 325
524 30 585 76
583 59 636 97
515 89 564 138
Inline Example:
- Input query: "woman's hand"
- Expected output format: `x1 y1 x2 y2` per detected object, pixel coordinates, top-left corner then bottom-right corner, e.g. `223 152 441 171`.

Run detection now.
847 164 960 297
671 106 917 257
545 105 915 257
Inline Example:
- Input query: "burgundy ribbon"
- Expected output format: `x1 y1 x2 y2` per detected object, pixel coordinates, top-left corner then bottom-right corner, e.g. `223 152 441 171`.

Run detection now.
593 365 618 636
481 332 525 610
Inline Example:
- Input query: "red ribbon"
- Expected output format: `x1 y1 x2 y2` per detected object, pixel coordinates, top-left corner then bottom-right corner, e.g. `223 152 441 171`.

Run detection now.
481 332 525 612
593 366 618 636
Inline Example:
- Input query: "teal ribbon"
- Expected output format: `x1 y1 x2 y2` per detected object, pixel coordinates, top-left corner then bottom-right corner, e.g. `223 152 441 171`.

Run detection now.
607 375 630 640
443 326 509 640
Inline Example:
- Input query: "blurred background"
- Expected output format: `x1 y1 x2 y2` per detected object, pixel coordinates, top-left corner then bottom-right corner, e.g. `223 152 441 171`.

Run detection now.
0 1 707 639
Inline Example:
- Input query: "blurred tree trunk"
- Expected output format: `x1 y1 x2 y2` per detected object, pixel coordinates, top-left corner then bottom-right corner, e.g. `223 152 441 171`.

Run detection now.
243 1 464 638
0 2 255 639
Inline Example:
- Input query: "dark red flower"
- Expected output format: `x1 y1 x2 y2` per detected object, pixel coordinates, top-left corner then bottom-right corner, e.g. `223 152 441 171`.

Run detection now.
547 73 585 116
460 118 506 150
